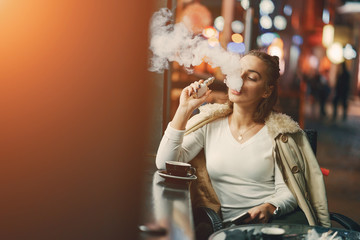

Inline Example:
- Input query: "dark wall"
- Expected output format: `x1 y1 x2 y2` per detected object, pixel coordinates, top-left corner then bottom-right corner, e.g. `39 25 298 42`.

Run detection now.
0 1 153 239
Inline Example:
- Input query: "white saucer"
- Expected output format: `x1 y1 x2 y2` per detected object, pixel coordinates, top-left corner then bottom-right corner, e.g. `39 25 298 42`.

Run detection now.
157 170 197 181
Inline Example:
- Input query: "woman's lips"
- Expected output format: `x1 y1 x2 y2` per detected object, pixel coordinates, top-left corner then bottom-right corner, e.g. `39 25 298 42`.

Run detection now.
231 89 241 95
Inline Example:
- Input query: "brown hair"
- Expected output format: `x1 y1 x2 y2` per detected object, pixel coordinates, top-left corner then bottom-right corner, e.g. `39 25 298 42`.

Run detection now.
229 49 280 122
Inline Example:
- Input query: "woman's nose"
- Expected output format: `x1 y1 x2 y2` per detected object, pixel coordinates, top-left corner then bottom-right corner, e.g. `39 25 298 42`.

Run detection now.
240 71 245 79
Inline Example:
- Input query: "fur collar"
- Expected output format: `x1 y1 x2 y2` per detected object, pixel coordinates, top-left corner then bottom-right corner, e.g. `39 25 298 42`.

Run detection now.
265 111 302 138
186 103 302 138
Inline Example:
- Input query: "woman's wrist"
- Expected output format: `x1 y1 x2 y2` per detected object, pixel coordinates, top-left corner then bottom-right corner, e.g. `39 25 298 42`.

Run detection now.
263 203 276 215
177 104 194 115
170 106 193 130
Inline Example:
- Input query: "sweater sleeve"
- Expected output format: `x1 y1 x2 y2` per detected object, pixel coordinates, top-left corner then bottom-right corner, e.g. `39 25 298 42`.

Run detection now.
155 122 205 169
263 161 298 216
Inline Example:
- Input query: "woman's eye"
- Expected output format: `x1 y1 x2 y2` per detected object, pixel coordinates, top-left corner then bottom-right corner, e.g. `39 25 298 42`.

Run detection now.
248 76 256 81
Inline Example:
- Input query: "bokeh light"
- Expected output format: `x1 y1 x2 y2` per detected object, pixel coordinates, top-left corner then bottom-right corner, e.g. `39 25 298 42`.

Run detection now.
260 15 272 29
231 33 243 43
326 42 344 64
322 24 334 48
260 0 275 15
343 44 357 60
227 42 246 54
283 5 292 16
214 16 224 31
292 35 303 45
241 0 250 10
272 38 284 48
257 32 280 46
309 55 319 68
268 37 284 59
322 9 330 24
268 45 283 58
231 20 244 33
274 15 287 30
202 26 217 38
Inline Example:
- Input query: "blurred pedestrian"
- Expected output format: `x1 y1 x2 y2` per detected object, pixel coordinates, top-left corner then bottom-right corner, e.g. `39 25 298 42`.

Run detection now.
319 70 330 118
332 62 350 121
305 69 329 118
318 69 331 118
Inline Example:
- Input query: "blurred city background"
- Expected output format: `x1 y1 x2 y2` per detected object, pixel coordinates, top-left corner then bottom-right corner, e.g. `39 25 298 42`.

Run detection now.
148 0 360 226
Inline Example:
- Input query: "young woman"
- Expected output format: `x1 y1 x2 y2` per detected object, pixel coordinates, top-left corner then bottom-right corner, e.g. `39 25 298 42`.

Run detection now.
156 50 330 227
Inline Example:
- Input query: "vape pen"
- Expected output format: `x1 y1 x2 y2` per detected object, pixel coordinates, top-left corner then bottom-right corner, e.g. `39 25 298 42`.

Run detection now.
195 76 215 98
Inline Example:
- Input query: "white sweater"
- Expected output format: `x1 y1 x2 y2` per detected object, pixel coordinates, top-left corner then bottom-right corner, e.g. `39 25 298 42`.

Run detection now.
156 117 297 221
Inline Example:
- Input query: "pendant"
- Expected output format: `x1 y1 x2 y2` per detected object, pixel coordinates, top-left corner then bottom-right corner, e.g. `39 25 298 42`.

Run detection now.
238 135 243 141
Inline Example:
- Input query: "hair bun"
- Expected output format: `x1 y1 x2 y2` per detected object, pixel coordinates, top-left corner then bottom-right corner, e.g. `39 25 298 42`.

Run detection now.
272 55 280 65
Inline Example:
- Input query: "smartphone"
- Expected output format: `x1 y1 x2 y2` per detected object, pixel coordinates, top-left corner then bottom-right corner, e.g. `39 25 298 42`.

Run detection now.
228 211 250 225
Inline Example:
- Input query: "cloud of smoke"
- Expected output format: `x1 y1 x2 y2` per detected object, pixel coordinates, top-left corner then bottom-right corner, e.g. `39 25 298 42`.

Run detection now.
148 8 243 91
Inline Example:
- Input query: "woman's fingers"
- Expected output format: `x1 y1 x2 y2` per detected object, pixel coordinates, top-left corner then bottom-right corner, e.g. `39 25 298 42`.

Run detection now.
179 80 211 108
243 210 260 223
189 81 202 96
185 80 207 97
183 85 193 97
257 212 268 223
244 205 272 224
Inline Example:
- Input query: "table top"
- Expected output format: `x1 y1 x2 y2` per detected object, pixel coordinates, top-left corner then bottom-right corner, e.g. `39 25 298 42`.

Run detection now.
209 223 360 240
138 167 196 240
138 165 360 240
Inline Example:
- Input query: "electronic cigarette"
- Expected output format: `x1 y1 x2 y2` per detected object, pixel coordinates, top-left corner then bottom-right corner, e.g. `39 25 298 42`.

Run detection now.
195 76 215 98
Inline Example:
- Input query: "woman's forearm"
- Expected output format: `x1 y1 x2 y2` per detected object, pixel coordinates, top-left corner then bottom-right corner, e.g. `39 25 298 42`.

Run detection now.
170 105 194 130
156 105 195 168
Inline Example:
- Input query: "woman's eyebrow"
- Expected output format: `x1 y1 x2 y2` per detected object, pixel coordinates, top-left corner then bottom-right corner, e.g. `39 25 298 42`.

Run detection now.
248 69 262 79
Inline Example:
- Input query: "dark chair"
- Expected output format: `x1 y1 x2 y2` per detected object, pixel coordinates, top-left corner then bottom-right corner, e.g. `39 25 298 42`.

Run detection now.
304 130 360 232
193 129 360 240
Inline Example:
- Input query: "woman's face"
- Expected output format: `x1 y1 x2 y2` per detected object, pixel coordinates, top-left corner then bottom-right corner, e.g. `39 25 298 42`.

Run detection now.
228 55 270 107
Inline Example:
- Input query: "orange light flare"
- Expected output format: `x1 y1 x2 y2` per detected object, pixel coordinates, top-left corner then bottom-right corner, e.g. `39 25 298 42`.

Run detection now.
267 38 284 59
267 38 285 75
202 26 218 39
193 61 206 73
272 37 284 48
194 57 216 74
206 63 216 74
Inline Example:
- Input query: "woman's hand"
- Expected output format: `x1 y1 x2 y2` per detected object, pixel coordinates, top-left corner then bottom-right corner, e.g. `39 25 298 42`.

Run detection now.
243 203 276 224
170 80 211 130
179 80 211 111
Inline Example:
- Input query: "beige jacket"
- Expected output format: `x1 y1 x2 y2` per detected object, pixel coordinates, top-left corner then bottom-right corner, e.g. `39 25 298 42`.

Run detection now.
186 103 331 227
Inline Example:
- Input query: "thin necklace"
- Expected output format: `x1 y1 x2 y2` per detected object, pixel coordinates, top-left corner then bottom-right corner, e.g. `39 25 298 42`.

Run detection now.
237 123 257 141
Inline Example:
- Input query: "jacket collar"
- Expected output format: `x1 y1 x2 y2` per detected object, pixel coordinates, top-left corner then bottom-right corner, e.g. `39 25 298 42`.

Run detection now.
186 103 302 138
265 111 302 138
